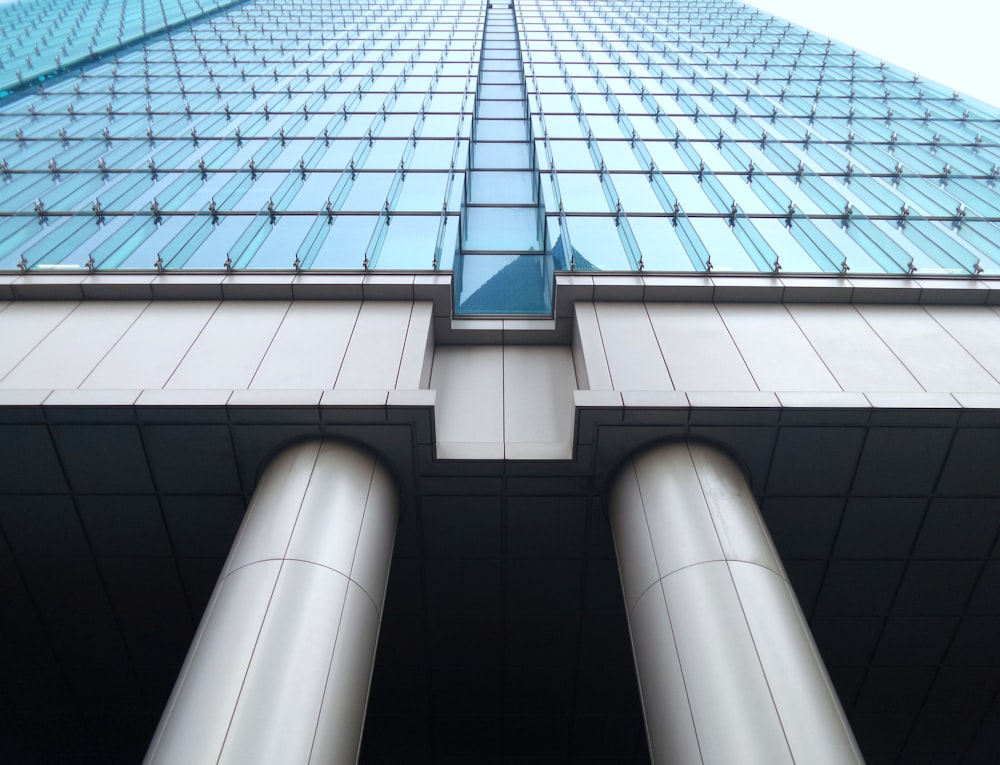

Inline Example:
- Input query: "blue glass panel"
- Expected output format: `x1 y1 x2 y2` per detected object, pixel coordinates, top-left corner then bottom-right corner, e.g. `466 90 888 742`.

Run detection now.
467 171 535 204
310 215 378 269
377 216 440 268
472 142 532 168
463 207 543 251
564 217 630 270
456 253 552 314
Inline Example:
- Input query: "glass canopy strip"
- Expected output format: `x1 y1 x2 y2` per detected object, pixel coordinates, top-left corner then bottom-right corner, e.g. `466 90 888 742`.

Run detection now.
1 0 1000 282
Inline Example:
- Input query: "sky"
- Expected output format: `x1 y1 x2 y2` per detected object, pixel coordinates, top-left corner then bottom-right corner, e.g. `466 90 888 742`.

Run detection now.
747 0 1000 108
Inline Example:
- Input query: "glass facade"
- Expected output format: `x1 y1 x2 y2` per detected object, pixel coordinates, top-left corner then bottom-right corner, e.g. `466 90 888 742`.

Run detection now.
0 0 248 94
2 0 1000 313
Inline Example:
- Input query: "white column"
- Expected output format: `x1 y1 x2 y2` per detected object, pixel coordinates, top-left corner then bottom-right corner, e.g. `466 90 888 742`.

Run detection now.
145 440 398 765
610 441 863 765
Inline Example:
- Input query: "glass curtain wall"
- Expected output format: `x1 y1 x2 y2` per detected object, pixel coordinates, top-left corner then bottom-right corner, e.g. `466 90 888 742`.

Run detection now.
2 0 1000 304
0 0 249 95
519 0 1000 276
0 0 480 272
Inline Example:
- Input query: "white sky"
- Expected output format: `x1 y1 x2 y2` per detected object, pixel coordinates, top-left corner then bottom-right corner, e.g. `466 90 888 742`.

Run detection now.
748 0 1000 108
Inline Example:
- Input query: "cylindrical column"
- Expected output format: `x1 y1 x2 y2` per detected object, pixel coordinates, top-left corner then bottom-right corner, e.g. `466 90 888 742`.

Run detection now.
146 440 398 765
610 441 862 765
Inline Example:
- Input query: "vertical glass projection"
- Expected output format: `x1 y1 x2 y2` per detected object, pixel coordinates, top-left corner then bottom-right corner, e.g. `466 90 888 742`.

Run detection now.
455 1 551 314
